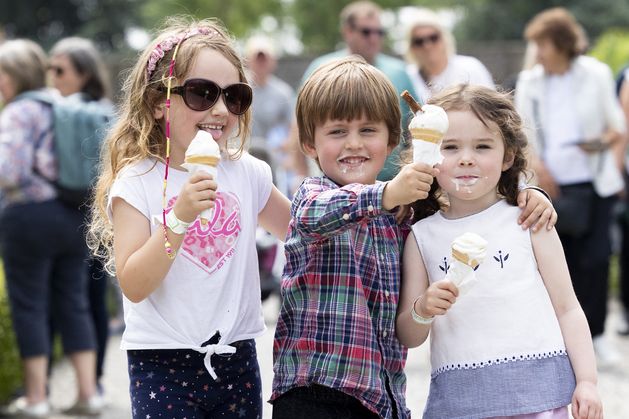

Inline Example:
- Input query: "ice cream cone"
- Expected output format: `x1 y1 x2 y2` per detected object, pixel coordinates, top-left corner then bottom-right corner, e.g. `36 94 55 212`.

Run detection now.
445 232 487 295
401 91 449 166
451 248 481 269
410 128 442 144
182 130 221 225
184 155 220 166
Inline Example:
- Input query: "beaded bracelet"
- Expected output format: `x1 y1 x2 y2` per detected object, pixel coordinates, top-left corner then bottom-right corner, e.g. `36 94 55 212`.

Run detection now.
411 295 434 325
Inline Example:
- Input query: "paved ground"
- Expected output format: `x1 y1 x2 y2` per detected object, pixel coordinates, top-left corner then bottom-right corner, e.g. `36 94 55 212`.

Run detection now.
46 297 629 418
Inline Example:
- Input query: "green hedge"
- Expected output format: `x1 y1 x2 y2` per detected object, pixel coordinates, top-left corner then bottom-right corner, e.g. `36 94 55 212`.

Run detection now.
0 262 22 403
589 28 629 75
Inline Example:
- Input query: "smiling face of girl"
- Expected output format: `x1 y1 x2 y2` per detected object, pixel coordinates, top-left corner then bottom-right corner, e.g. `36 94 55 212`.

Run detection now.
155 48 241 166
437 109 513 218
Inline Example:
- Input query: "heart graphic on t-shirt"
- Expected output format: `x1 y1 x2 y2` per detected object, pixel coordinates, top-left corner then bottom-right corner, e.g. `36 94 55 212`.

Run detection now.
167 192 241 274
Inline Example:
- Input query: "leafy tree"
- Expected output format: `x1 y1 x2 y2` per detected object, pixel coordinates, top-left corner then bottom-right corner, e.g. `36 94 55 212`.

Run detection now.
0 0 141 50
140 0 284 39
590 29 629 75
453 0 629 42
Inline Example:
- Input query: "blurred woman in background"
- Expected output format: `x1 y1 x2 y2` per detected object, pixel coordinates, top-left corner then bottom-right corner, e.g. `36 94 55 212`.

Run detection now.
404 7 494 103
515 7 627 367
0 38 102 418
48 36 115 397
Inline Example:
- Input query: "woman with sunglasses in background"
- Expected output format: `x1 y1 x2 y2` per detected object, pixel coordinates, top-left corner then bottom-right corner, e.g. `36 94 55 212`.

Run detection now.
0 39 101 418
87 17 290 418
404 8 494 102
48 36 115 406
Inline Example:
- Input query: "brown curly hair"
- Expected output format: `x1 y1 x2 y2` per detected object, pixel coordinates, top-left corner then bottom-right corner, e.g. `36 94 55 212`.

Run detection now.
412 84 530 222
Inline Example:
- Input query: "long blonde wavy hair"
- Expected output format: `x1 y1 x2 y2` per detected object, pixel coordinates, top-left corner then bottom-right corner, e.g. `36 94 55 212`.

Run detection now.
88 16 252 273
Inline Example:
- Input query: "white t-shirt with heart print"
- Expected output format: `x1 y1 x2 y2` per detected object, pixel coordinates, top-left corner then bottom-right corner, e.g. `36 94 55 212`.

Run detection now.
107 153 272 360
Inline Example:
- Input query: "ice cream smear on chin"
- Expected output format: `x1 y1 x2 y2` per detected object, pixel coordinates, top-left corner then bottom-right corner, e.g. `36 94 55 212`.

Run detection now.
445 232 488 295
450 175 481 192
182 130 221 225
401 90 449 166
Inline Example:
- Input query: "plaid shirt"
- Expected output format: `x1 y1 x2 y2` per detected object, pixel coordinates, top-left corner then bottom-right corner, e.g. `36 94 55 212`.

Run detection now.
271 176 410 419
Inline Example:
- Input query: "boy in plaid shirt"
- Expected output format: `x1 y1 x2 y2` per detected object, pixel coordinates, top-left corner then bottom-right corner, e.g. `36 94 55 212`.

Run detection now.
270 56 436 418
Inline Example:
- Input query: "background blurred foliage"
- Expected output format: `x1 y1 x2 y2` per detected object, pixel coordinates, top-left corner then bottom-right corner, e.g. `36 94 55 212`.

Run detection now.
589 30 629 76
0 0 141 50
455 0 629 43
1 0 629 55
140 0 284 40
0 263 22 404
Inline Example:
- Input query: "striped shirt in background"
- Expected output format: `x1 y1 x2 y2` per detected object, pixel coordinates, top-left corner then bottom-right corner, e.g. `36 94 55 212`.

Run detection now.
271 176 410 419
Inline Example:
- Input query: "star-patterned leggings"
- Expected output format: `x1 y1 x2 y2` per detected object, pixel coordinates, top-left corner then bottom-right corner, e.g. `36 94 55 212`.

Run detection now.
127 339 262 418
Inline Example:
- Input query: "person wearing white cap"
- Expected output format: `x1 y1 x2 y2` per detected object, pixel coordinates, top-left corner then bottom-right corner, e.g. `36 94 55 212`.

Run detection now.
404 8 494 103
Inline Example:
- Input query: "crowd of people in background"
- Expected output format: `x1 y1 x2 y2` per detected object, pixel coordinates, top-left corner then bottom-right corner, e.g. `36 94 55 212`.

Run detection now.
0 1 628 418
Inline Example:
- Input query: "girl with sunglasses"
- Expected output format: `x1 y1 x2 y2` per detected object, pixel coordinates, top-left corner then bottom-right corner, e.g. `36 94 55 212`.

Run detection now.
88 17 290 418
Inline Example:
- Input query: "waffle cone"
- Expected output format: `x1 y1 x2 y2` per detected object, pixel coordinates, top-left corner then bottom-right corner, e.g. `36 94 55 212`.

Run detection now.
185 155 220 166
452 248 480 269
411 128 442 144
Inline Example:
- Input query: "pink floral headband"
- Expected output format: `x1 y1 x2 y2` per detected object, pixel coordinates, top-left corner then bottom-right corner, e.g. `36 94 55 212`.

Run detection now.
146 27 216 79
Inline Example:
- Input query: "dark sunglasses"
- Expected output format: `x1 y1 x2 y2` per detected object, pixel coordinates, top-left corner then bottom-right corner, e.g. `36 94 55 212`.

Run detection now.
48 65 65 77
353 26 386 38
411 33 441 48
166 78 252 115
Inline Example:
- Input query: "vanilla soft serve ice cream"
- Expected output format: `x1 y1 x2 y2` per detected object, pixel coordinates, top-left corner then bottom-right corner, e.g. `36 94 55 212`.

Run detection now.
445 232 488 295
408 104 449 166
182 130 221 224
451 232 487 269
184 130 221 166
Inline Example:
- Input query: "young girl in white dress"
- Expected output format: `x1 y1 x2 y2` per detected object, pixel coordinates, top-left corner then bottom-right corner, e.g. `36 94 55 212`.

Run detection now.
397 84 602 419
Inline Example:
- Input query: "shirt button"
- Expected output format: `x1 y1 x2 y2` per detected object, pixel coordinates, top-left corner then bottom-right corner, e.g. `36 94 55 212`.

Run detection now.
367 205 374 212
342 213 350 221
380 254 385 261
383 330 388 338
385 290 390 298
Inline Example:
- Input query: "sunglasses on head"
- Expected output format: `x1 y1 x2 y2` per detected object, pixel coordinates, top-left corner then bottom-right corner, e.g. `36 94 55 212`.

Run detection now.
354 26 386 38
411 33 441 48
166 78 252 115
48 65 65 77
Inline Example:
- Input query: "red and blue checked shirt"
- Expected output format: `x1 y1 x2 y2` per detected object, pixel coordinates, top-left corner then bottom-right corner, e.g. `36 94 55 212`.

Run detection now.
271 176 410 419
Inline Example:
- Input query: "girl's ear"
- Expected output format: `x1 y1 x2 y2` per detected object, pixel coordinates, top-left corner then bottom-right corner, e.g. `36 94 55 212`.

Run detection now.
153 103 164 120
502 150 515 171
